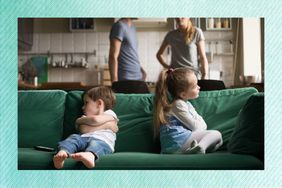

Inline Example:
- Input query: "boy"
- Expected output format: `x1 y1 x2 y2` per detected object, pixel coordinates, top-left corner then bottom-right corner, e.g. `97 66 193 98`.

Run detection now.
53 86 118 169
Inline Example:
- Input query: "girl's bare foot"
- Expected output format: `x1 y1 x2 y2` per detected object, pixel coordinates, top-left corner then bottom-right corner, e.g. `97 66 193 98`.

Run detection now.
53 150 68 169
71 152 95 168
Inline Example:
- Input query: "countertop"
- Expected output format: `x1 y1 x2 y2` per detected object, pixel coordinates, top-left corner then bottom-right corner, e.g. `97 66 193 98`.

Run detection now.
19 82 97 91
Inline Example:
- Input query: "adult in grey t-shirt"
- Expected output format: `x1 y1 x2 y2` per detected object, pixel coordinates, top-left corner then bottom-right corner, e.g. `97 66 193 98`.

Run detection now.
157 18 209 79
109 18 145 82
164 28 204 70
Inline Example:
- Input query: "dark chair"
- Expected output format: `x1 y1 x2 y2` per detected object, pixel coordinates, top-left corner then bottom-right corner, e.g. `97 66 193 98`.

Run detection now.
197 79 226 91
112 80 150 94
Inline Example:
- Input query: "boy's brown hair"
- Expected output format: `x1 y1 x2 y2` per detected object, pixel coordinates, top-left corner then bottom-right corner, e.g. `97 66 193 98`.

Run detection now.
84 86 116 111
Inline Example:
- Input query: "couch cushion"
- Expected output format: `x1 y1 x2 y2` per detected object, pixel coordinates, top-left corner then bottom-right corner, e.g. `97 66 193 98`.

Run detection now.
190 87 258 150
18 90 67 148
94 152 263 170
18 149 263 170
113 94 159 153
228 93 264 160
18 148 55 170
18 148 83 170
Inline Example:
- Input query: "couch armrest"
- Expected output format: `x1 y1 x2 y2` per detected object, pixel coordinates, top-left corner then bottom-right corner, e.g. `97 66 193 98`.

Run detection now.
228 93 264 161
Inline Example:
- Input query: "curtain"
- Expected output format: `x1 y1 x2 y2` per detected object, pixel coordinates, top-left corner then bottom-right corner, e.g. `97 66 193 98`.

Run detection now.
233 18 244 86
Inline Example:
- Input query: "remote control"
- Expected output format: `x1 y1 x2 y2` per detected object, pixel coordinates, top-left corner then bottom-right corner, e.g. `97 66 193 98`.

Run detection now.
34 146 55 152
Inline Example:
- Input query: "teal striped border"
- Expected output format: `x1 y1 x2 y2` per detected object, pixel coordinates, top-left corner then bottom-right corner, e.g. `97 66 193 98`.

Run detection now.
1 0 281 187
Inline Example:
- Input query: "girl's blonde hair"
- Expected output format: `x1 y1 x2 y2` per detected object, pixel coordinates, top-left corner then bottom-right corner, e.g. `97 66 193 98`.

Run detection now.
183 19 196 44
153 68 195 138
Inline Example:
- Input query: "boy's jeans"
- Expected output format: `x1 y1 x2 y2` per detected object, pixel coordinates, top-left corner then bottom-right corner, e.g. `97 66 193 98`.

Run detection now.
57 134 112 160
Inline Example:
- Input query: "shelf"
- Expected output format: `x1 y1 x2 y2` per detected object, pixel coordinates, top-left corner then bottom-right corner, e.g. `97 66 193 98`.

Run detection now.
19 51 96 69
206 39 233 42
19 51 96 65
48 65 88 69
205 28 232 31
206 52 234 57
202 18 232 31
213 53 234 56
18 51 96 56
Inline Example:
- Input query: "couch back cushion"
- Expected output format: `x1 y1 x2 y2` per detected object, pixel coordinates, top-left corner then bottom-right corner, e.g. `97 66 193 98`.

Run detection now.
64 88 258 152
18 90 67 148
63 91 84 138
190 87 258 149
113 94 159 152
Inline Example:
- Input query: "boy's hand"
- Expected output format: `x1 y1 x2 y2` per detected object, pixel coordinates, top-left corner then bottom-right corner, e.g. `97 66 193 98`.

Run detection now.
76 114 116 126
108 120 119 133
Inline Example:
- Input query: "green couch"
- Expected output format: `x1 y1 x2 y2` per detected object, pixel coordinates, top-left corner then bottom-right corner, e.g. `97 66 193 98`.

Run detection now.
18 87 264 170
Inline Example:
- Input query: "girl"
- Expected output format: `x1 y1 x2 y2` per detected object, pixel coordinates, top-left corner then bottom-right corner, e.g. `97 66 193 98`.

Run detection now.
157 18 209 79
154 68 222 154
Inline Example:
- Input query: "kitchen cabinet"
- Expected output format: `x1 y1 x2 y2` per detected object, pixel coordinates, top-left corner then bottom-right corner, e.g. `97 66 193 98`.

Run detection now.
70 18 95 32
132 18 167 28
18 18 34 51
112 18 170 30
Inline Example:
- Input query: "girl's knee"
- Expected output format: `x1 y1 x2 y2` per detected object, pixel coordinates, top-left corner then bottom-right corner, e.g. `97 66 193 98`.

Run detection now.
211 130 223 141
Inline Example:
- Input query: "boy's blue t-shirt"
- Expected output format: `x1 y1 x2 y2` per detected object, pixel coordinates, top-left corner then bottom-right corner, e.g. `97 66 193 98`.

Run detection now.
110 21 142 81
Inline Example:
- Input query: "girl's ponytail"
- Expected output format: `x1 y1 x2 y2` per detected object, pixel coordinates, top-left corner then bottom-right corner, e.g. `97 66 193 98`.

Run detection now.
153 69 171 138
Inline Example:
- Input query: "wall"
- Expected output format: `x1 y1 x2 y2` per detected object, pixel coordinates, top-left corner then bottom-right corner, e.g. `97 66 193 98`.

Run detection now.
242 18 262 79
